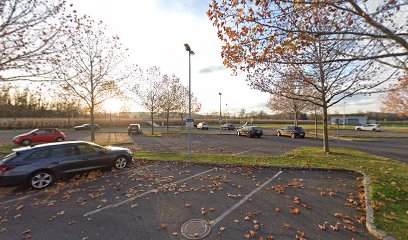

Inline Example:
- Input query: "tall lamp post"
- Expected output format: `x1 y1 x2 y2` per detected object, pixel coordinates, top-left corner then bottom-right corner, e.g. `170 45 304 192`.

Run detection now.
219 92 222 134
184 43 194 159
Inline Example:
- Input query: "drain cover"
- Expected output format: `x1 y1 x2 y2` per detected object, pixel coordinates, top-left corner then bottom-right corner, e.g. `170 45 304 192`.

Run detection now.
181 219 211 239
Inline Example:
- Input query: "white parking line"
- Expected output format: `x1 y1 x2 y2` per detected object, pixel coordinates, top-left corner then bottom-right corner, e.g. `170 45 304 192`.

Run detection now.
83 168 216 217
210 170 283 226
232 148 260 156
0 164 154 206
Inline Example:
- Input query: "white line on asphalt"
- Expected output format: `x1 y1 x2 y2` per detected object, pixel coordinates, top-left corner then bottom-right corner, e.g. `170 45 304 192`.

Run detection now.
0 164 154 206
83 168 216 217
232 148 260 156
210 170 283 226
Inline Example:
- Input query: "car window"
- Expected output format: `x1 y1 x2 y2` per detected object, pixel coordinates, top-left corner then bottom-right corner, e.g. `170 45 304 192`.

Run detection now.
294 127 303 131
36 129 47 134
2 152 18 163
78 144 102 155
51 146 77 157
45 129 56 134
253 127 262 131
25 149 50 161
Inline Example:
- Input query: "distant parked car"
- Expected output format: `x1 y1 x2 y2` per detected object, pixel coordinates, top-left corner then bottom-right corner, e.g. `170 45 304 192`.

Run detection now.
74 124 101 131
277 126 305 138
221 123 235 130
128 124 142 135
237 126 263 137
197 122 209 130
12 128 66 146
355 124 382 132
0 141 133 189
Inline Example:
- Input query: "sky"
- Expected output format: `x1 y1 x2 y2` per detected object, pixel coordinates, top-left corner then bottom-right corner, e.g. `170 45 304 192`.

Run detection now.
70 0 383 115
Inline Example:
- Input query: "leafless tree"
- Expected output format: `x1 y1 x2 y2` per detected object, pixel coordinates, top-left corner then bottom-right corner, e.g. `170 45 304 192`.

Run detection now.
266 75 314 126
132 66 164 134
52 19 130 141
159 74 180 131
174 84 201 128
0 0 73 81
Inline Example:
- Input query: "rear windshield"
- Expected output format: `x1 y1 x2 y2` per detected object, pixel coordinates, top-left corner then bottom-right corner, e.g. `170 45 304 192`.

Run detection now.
253 127 262 131
294 127 304 131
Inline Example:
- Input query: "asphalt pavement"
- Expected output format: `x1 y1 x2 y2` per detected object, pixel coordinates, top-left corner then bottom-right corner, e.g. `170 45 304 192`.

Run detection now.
0 162 375 240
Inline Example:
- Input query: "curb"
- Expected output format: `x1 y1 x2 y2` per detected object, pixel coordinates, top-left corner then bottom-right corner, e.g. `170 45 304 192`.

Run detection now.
363 175 396 240
136 158 397 240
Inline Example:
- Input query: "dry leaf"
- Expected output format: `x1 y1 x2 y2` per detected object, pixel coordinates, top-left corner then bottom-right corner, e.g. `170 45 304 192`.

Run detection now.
220 226 226 231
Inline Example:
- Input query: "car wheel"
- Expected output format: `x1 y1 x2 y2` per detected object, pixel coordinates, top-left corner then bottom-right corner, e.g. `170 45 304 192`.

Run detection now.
56 137 64 142
277 131 281 136
356 128 361 131
291 133 295 139
22 139 31 146
29 171 55 189
114 157 127 170
246 133 251 138
300 135 305 139
372 129 376 131
237 131 241 136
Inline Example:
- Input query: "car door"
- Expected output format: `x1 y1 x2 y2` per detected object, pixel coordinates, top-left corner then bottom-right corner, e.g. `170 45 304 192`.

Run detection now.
48 145 82 175
77 144 112 170
44 129 56 142
31 129 47 143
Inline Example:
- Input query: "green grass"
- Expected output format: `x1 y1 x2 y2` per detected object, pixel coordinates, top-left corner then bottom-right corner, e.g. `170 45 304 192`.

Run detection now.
0 145 13 153
134 148 408 239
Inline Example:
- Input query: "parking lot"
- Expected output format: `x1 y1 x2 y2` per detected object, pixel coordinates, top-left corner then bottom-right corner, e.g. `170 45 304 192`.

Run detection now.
0 161 374 240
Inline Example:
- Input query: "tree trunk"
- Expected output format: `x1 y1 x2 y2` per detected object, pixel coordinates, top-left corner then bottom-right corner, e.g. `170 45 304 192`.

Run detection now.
322 103 329 152
90 104 95 142
166 110 170 131
150 111 154 134
314 108 318 138
294 112 298 126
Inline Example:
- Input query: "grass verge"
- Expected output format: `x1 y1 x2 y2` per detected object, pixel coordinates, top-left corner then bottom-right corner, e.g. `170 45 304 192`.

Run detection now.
134 147 407 239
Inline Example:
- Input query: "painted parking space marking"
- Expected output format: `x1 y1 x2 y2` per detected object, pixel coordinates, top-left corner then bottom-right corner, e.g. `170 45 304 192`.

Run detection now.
83 167 216 217
210 170 283 226
0 164 154 206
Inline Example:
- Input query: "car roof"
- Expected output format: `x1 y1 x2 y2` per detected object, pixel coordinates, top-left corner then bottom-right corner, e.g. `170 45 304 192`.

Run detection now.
12 141 91 153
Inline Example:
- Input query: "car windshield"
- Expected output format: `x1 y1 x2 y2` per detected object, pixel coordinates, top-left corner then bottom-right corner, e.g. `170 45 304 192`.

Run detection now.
253 127 262 131
1 152 18 163
294 127 303 131
26 129 39 134
87 142 107 150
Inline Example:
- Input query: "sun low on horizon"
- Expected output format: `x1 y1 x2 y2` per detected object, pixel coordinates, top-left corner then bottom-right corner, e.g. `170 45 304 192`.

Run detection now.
103 98 124 113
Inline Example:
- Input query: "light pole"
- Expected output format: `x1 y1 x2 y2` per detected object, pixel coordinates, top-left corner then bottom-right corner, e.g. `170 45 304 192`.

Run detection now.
225 103 228 123
184 43 194 159
219 92 222 134
219 92 222 122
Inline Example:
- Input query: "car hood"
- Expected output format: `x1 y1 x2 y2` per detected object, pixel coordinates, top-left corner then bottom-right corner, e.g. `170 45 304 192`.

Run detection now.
13 133 29 139
105 146 130 152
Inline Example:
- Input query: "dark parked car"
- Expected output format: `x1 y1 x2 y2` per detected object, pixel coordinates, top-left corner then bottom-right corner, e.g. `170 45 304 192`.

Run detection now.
237 126 263 137
74 124 101 131
221 123 235 130
277 126 305 138
0 141 133 189
128 124 142 135
12 128 66 146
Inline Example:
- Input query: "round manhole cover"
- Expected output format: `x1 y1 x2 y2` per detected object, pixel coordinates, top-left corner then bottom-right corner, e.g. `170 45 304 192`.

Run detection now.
181 219 211 239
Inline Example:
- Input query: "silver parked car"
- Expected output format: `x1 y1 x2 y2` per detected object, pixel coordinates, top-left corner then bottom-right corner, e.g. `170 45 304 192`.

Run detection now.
355 124 382 132
197 122 209 130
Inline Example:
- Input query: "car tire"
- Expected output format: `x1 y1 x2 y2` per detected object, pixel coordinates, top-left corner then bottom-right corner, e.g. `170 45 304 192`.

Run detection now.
56 137 64 142
29 171 55 189
300 135 305 139
237 131 241 136
277 131 281 136
291 133 295 139
246 133 251 138
356 128 361 131
22 139 31 146
113 156 128 170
